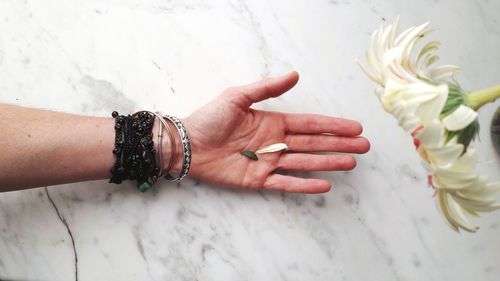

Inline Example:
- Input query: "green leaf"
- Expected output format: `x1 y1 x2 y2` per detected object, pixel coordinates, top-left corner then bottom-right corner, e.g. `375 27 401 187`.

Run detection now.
240 150 258 161
440 85 465 118
445 130 459 143
458 119 480 152
442 84 480 151
445 119 480 153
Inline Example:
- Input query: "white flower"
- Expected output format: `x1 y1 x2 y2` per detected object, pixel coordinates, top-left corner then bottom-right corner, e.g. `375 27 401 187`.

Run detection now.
417 120 500 232
356 17 500 232
256 143 288 154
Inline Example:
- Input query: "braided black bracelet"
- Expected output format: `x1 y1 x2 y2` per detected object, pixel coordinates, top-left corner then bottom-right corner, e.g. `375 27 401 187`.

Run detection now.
110 111 126 183
110 111 159 192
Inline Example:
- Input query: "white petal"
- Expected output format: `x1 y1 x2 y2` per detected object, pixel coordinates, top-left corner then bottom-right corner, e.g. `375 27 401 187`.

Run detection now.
380 25 393 50
423 54 440 67
376 25 386 60
399 82 444 99
374 85 384 97
414 84 448 123
437 191 459 231
382 47 403 68
417 120 444 147
256 143 288 154
355 59 383 85
426 143 463 166
401 116 420 132
429 65 460 81
421 160 436 174
436 175 480 190
394 26 415 46
438 190 479 232
416 41 440 66
395 22 429 47
437 190 473 232
442 105 478 131
367 31 382 75
439 173 479 187
452 193 500 212
448 198 480 232
456 179 489 196
447 148 477 172
436 168 478 182
387 16 400 48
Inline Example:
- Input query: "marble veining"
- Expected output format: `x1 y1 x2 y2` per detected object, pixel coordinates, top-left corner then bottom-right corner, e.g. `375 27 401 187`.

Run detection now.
45 187 78 281
1 0 500 280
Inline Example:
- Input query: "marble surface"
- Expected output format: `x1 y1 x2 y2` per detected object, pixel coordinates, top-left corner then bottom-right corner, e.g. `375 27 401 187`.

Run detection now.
1 0 500 280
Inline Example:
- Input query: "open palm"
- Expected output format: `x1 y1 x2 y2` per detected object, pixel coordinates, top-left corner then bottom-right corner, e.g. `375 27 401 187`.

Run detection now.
183 72 370 193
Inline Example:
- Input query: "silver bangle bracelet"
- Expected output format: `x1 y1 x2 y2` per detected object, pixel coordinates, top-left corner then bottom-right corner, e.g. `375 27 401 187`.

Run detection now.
153 112 176 178
162 115 191 181
153 112 165 177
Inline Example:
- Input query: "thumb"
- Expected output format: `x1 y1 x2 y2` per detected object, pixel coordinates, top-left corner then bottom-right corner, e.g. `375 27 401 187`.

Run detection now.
232 71 299 108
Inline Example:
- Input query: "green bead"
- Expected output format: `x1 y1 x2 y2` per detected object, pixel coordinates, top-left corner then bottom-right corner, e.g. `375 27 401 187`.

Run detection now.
138 182 152 192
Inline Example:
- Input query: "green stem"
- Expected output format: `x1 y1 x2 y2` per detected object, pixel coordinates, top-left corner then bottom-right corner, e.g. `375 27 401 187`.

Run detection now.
467 85 500 110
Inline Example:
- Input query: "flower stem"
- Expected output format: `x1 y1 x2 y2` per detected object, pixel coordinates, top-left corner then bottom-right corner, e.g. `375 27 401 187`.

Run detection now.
467 85 500 110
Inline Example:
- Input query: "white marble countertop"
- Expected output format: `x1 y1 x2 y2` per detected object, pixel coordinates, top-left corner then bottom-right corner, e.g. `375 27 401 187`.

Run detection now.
1 0 500 280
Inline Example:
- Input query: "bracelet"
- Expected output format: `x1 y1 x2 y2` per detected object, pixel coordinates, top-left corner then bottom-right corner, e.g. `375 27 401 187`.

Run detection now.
153 112 164 177
162 115 191 181
110 111 126 183
152 112 176 177
110 111 159 192
163 119 176 176
109 111 190 190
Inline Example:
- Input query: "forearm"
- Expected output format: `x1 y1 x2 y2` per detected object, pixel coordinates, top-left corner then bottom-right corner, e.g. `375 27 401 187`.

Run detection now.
0 104 117 191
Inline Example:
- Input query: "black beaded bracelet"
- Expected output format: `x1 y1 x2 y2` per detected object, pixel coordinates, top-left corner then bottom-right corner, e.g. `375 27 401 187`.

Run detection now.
110 111 126 183
110 110 159 192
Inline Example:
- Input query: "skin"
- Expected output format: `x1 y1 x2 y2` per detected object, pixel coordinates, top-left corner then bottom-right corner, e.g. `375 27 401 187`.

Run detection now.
0 71 370 193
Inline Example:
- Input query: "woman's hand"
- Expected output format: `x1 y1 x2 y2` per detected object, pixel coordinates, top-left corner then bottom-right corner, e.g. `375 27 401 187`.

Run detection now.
182 72 370 193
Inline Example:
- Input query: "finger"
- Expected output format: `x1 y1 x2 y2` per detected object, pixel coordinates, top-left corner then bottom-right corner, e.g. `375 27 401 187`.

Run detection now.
284 113 363 136
285 135 370 154
277 154 357 171
234 71 299 108
263 173 331 193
